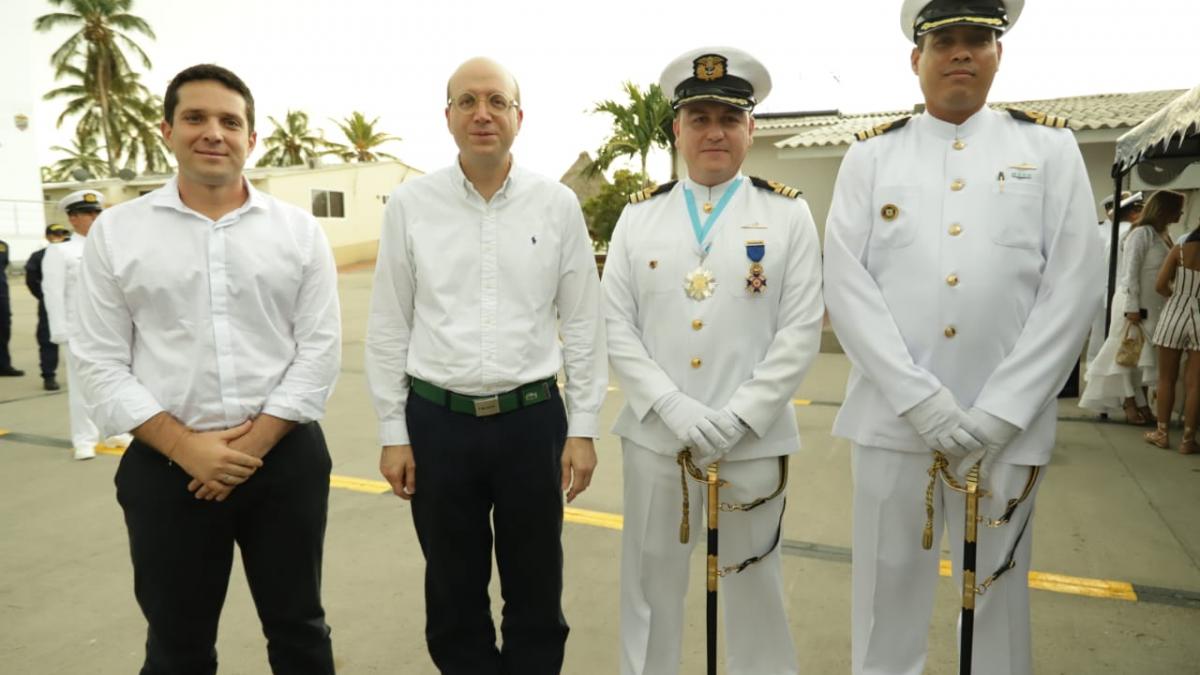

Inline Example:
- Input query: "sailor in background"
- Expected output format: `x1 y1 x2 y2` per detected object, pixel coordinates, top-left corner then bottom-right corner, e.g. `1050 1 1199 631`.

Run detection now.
25 223 73 390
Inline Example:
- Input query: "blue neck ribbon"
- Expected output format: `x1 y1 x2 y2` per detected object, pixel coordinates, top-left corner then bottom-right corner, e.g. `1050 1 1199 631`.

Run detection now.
683 178 742 253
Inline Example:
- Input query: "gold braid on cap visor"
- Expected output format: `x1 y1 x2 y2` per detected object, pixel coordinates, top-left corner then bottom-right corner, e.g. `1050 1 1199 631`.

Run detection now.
673 94 754 110
918 15 1005 33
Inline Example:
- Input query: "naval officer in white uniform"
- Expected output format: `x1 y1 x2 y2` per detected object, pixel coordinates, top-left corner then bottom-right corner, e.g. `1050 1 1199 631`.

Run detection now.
43 190 125 459
823 3 1102 674
602 46 824 675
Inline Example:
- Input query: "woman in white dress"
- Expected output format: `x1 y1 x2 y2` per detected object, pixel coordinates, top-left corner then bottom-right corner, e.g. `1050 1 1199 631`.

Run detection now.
1081 190 1182 423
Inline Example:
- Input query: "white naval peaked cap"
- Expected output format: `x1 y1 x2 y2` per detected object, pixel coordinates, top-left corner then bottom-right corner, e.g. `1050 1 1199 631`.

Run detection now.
59 189 104 213
659 46 771 112
1119 191 1144 209
900 0 1024 43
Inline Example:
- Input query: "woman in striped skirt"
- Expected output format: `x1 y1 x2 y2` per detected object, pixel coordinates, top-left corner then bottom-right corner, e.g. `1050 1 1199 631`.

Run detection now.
1148 207 1199 455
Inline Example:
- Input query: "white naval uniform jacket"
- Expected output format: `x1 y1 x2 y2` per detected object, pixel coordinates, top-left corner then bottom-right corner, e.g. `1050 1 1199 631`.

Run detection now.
602 175 825 462
824 108 1103 466
42 236 86 345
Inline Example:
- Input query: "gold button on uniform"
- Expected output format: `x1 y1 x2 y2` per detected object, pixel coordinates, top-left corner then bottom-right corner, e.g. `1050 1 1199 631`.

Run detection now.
691 319 704 330
691 357 703 369
951 180 965 191
953 140 966 150
946 274 959 287
944 326 957 338
949 224 963 236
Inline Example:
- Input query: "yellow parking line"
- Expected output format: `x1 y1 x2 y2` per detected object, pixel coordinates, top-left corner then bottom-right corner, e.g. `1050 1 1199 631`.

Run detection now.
936 558 1137 601
330 475 391 494
792 399 812 406
95 443 127 456
0 428 9 436
564 506 624 531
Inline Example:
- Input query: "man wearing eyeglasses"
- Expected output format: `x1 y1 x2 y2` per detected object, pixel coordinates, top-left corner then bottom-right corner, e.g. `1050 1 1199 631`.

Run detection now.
366 56 606 674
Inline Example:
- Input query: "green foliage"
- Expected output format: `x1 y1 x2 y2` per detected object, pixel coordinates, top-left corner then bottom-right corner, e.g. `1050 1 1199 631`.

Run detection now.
587 82 676 181
581 169 648 250
258 110 327 167
35 0 158 176
324 112 401 163
46 128 109 182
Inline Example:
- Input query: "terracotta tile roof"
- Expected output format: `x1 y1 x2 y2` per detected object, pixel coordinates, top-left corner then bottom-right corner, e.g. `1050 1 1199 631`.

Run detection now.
766 89 1188 149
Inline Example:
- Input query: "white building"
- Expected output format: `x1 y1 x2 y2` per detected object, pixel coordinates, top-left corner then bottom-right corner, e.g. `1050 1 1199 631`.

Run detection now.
0 0 49 262
42 160 423 267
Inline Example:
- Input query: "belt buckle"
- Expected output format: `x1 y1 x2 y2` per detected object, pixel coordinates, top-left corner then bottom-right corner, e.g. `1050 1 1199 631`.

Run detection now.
473 396 501 417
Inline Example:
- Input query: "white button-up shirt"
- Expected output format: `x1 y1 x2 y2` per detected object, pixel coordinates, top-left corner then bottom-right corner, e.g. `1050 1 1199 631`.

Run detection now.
71 177 342 437
365 162 606 445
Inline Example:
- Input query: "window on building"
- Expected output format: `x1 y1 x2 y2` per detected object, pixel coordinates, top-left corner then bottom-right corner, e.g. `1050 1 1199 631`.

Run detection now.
311 189 346 218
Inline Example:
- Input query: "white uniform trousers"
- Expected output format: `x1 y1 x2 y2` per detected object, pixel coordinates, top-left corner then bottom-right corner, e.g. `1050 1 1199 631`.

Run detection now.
619 440 798 675
851 444 1044 675
65 350 100 456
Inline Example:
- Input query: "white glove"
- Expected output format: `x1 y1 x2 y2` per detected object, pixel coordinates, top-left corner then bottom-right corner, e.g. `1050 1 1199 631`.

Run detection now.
901 387 983 458
653 391 719 453
700 407 748 463
957 408 1021 480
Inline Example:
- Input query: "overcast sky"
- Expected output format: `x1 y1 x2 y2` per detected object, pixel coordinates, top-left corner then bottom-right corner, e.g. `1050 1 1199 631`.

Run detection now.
16 0 1198 182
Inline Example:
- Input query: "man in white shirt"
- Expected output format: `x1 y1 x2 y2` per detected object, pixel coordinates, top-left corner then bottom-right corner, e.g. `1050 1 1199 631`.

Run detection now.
43 190 108 459
71 64 341 674
602 47 824 675
365 57 605 674
823 3 1101 674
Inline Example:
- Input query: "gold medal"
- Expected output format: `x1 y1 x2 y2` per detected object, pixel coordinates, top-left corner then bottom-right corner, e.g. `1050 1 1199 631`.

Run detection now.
684 267 717 300
746 262 767 294
702 202 714 214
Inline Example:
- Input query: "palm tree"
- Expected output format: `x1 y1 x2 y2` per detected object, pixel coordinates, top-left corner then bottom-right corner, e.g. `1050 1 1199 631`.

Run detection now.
324 112 401 163
44 64 168 175
258 110 327 167
587 82 676 184
35 0 156 175
47 128 109 182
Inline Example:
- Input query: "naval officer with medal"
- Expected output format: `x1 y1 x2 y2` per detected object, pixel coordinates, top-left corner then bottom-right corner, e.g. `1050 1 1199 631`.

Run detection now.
602 46 824 675
823 2 1101 673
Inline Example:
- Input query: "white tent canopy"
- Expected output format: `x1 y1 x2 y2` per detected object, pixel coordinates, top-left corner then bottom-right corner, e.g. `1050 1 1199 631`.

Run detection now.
1114 84 1200 175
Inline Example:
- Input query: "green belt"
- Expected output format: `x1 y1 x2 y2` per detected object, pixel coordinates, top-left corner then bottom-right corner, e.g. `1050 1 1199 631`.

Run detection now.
409 376 556 417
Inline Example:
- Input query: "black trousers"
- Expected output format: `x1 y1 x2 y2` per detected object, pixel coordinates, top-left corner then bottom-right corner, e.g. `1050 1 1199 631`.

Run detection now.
36 301 57 379
115 422 335 675
407 386 569 675
0 290 11 370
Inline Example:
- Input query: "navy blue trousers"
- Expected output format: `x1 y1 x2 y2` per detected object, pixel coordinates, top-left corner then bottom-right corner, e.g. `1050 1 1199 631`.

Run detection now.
116 422 335 675
407 386 569 675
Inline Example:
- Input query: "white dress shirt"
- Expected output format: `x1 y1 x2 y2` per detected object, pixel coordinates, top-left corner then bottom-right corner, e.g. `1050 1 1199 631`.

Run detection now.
824 108 1102 465
41 236 85 344
70 177 342 438
365 162 606 446
602 173 824 461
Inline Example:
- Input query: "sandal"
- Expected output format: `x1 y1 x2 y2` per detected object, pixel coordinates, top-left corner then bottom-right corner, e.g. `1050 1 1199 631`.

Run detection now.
1181 428 1198 456
1144 423 1170 449
1138 406 1157 425
1124 401 1148 426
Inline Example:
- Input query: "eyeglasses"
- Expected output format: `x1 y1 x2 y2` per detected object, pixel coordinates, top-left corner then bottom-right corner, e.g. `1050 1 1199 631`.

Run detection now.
448 92 520 114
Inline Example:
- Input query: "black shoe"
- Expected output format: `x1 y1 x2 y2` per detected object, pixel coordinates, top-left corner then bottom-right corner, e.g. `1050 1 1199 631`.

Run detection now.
43 377 60 391
0 366 24 377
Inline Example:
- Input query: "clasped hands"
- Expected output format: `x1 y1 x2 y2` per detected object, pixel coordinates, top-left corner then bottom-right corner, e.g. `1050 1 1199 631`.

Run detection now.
160 416 289 502
902 387 1020 480
654 391 748 465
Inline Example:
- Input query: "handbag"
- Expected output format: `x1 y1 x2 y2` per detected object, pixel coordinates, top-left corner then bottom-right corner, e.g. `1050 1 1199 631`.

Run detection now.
1115 320 1145 368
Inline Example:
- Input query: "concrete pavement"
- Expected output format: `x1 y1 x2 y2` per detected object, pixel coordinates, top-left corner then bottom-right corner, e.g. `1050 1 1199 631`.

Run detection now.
1 267 1197 674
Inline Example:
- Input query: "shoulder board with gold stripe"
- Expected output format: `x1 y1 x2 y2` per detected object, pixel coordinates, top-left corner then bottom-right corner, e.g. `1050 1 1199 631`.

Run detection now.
627 180 677 205
749 176 802 199
853 116 911 142
1007 108 1070 129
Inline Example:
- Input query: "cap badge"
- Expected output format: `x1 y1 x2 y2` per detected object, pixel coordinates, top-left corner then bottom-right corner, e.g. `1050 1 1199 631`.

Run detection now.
693 55 727 81
83 193 98 203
